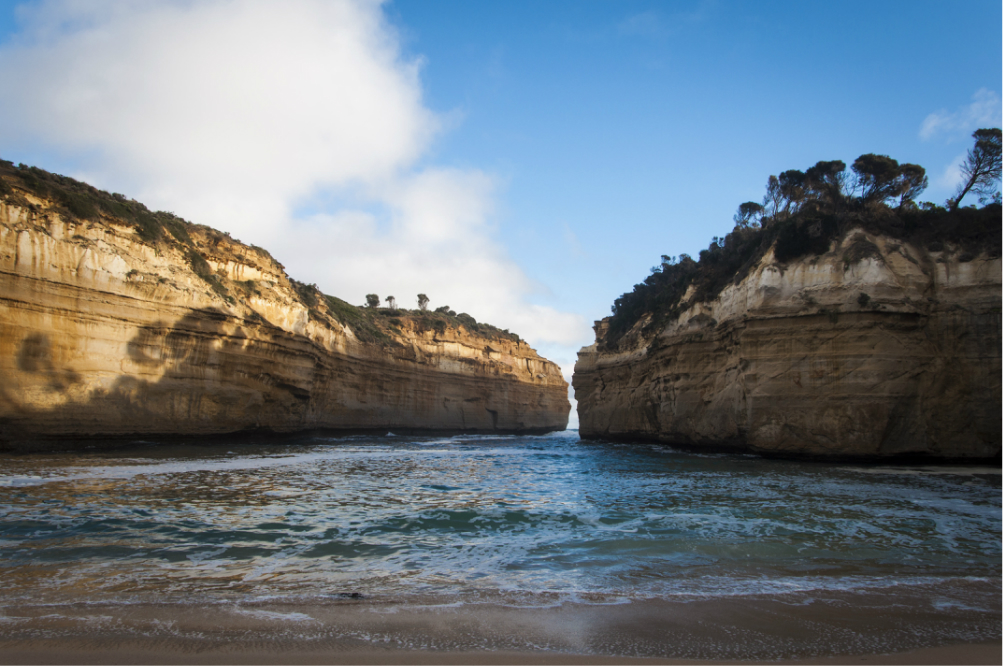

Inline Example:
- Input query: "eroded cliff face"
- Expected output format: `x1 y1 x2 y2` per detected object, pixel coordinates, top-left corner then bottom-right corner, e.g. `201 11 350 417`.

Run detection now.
574 231 1001 459
0 191 569 449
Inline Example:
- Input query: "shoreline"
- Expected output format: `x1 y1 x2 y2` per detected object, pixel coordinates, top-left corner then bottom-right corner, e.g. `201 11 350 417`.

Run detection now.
0 426 572 455
0 641 998 665
0 591 998 665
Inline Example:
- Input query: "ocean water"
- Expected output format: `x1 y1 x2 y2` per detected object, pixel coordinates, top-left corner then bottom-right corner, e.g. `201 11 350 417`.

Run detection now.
0 430 999 657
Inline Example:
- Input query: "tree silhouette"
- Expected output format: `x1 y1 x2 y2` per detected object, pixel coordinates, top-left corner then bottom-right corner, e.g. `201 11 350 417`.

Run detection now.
762 171 806 219
763 175 784 218
385 295 396 310
417 293 429 311
804 160 848 207
777 170 807 214
365 294 380 308
852 154 902 203
733 202 764 228
950 128 1002 209
894 163 928 208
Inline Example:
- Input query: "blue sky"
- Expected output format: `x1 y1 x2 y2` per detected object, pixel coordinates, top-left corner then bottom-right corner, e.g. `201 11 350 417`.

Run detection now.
388 0 1001 311
0 1 1000 425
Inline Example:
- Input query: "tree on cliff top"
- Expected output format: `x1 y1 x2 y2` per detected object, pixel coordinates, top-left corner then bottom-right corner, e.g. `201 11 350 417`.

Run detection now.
777 170 807 213
762 170 809 219
385 295 397 310
417 293 429 311
950 128 1002 210
852 154 902 203
733 202 764 228
804 160 849 208
850 154 927 207
604 145 999 349
894 163 928 208
365 293 380 308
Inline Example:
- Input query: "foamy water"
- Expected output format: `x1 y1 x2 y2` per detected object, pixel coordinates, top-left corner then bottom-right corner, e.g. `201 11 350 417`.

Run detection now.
0 430 998 613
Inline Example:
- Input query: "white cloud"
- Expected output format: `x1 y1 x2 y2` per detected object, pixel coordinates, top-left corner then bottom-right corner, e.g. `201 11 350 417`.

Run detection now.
919 88 1001 141
935 152 967 191
1 0 435 238
0 0 591 356
277 167 589 346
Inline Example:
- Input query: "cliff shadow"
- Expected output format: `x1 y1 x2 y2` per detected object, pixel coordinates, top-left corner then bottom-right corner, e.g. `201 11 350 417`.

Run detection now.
16 332 82 391
1 307 323 450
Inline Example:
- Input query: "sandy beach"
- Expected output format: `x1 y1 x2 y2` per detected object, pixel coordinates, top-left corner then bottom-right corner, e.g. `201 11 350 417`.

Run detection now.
0 591 999 665
0 639 998 664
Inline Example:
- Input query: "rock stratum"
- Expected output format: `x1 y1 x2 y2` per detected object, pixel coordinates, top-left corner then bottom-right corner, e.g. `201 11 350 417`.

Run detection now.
0 164 569 450
575 229 1001 460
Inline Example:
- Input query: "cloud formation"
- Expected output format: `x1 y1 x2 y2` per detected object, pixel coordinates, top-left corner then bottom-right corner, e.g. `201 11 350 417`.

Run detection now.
285 168 587 346
919 88 1001 141
0 0 590 350
1 0 434 238
934 152 967 191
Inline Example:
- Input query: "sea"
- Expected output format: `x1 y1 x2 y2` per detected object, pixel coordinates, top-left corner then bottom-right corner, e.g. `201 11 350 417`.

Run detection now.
0 430 999 660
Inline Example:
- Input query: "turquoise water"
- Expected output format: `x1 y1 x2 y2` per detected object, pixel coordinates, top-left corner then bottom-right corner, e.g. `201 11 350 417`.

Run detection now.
0 430 999 611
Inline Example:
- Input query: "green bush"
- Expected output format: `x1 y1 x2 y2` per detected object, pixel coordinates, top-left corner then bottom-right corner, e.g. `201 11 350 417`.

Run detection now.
291 279 319 308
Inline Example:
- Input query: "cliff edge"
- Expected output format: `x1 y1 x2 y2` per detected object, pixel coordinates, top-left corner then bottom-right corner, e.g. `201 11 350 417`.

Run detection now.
575 224 1001 460
0 162 569 449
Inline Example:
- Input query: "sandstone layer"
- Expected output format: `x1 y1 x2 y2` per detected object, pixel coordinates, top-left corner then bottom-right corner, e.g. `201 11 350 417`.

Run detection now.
574 231 1001 459
0 178 569 450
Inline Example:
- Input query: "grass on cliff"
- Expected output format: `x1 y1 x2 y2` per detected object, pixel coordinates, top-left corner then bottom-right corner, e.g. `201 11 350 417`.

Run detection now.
2 160 514 346
605 150 1002 349
0 160 192 243
0 159 237 293
0 159 295 304
285 279 521 346
324 295 520 346
2 162 299 328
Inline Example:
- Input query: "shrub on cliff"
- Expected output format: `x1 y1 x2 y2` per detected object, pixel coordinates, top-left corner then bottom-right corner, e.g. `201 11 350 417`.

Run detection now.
1 158 532 349
605 140 1002 347
291 280 320 308
0 160 199 247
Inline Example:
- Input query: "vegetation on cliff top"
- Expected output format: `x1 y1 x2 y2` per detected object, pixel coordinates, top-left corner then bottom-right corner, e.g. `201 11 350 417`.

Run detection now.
292 280 520 345
0 157 252 302
0 158 523 347
605 130 1003 347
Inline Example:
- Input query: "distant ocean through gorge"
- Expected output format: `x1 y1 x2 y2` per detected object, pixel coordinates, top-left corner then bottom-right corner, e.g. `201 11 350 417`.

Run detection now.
0 430 999 662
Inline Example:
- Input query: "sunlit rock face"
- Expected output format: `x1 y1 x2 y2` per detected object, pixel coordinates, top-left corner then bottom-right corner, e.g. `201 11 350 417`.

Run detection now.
0 195 569 450
574 231 1001 460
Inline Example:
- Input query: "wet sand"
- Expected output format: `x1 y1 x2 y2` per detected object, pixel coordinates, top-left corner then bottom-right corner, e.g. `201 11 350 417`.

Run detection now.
0 591 998 665
0 642 999 665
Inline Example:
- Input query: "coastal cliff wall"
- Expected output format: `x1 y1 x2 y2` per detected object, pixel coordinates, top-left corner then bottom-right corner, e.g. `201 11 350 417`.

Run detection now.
0 175 569 449
574 230 1001 459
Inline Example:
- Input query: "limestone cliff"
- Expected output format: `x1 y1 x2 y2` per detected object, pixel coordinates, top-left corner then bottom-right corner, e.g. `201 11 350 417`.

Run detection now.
575 229 1001 460
0 164 569 449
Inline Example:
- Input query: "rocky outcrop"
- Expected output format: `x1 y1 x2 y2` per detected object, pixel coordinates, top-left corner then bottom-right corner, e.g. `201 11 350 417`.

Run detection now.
574 230 1001 460
0 177 569 450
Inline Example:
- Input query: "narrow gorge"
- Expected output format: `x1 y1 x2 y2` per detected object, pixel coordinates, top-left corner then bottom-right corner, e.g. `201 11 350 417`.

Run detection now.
0 163 570 450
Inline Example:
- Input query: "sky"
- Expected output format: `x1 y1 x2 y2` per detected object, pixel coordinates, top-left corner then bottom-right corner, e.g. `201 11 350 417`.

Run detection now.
0 0 1000 428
